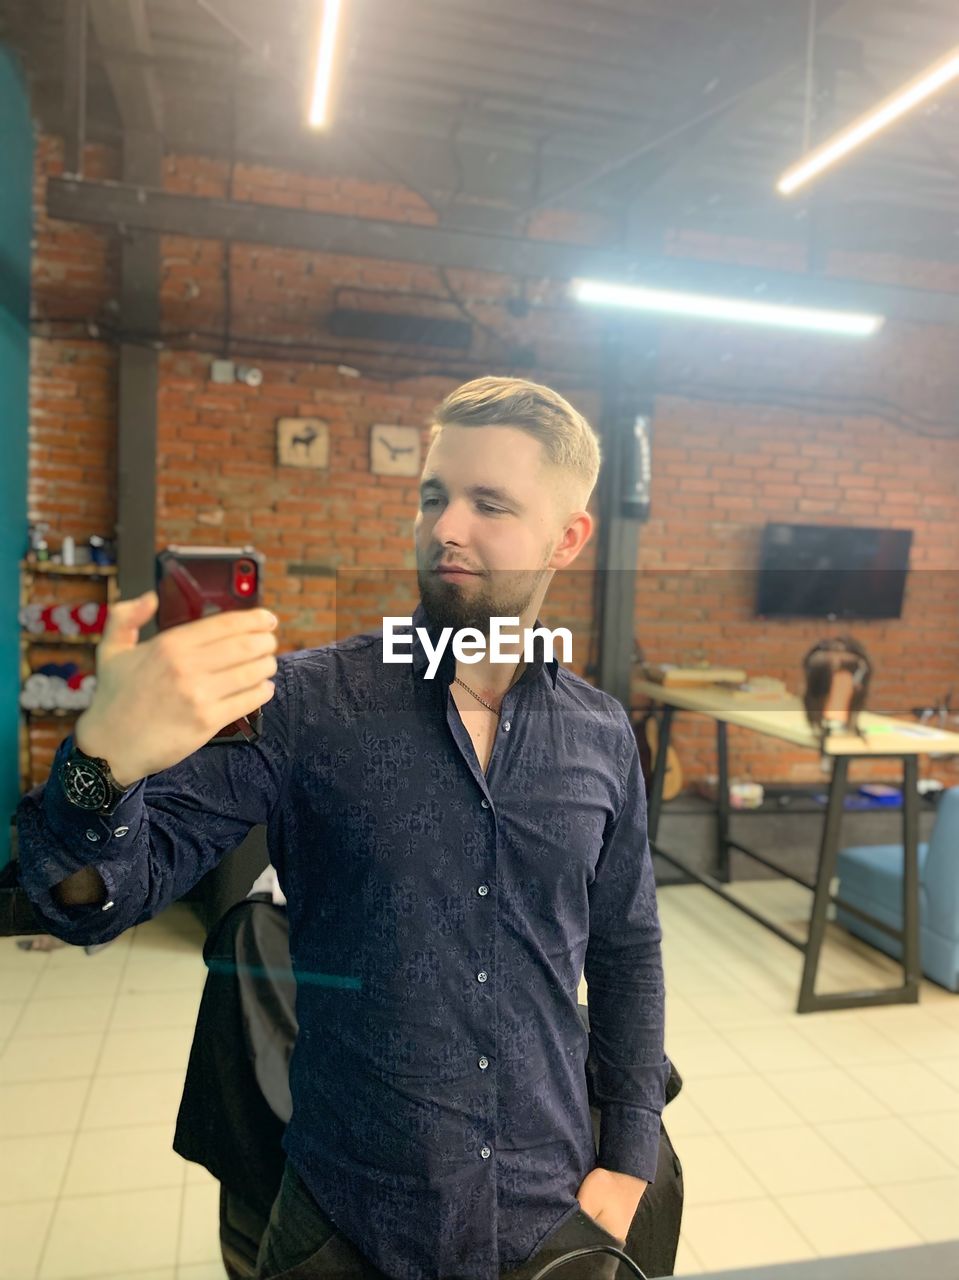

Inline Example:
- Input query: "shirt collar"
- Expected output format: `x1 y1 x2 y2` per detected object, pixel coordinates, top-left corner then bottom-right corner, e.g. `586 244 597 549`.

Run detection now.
409 601 559 690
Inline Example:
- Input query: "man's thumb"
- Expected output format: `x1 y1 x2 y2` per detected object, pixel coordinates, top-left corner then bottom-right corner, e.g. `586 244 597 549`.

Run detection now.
100 590 158 650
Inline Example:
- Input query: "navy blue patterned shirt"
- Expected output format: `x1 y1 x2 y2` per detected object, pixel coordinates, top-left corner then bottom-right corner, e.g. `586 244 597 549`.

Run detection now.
17 604 668 1280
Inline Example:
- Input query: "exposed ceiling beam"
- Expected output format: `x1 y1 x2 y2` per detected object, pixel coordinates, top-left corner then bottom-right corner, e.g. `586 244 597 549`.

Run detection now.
354 26 658 115
46 175 959 326
854 64 959 192
518 0 845 217
665 192 959 258
87 0 163 136
394 0 673 77
420 0 677 50
134 91 959 251
192 0 443 215
630 4 851 203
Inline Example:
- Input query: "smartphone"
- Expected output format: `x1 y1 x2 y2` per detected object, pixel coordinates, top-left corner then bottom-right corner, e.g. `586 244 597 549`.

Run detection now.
155 545 266 745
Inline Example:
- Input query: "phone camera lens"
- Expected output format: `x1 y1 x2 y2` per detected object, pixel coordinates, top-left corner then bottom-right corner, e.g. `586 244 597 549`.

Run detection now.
234 559 256 598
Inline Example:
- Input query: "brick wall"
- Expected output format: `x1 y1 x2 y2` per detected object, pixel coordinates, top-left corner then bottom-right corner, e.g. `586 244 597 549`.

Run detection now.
24 137 119 785
635 395 959 785
23 133 959 792
29 135 118 544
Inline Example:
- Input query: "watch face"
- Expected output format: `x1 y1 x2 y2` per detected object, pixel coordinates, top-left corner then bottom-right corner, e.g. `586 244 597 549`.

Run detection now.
63 760 109 811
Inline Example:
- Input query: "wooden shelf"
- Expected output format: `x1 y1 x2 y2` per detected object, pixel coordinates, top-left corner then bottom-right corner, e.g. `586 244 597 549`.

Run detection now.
19 561 117 578
20 558 117 792
21 634 102 647
22 708 85 721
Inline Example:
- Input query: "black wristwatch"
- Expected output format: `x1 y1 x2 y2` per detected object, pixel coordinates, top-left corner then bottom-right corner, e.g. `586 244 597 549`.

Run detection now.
59 744 131 817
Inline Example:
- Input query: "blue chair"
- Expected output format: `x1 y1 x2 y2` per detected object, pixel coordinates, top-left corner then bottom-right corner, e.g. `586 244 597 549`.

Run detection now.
836 786 959 992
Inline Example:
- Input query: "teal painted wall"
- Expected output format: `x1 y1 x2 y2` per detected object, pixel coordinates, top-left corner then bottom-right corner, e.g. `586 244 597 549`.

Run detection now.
0 47 32 865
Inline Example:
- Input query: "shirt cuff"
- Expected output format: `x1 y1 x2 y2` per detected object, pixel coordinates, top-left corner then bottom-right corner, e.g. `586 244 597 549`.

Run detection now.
15 734 146 941
39 735 146 880
26 861 124 936
597 1101 664 1184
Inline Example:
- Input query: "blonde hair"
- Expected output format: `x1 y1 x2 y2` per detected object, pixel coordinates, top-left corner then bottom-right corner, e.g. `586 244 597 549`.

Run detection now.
429 376 601 505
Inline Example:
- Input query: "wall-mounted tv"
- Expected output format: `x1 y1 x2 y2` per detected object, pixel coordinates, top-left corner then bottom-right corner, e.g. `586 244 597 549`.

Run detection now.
756 523 912 620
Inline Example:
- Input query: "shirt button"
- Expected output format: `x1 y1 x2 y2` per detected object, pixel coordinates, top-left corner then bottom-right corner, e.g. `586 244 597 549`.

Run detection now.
478 1056 489 1070
480 798 490 809
502 720 511 732
480 1146 492 1160
477 971 488 984
85 830 99 842
477 884 489 897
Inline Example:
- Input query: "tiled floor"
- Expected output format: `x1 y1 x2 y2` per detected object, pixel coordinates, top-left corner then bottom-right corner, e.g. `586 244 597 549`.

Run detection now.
0 908 219 1280
1 886 957 1279
651 882 959 1276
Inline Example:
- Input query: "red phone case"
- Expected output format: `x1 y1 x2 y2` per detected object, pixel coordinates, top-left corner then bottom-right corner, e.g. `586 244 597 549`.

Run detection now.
155 545 266 744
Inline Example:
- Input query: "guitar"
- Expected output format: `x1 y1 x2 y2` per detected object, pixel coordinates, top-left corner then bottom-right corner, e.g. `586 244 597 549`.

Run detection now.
633 710 684 802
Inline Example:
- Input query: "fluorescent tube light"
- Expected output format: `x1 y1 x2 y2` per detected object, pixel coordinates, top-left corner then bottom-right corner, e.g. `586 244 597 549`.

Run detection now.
308 0 344 128
778 45 959 195
571 279 883 337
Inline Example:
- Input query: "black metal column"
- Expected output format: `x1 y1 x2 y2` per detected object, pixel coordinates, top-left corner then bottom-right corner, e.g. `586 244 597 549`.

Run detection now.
595 322 658 713
63 0 87 177
116 131 162 613
86 0 165 611
596 330 636 711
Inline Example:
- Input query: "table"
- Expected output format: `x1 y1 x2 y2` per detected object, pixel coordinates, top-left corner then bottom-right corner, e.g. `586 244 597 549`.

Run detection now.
635 679 959 1013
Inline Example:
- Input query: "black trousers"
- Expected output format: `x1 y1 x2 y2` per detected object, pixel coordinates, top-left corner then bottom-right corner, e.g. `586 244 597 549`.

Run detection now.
255 1161 623 1280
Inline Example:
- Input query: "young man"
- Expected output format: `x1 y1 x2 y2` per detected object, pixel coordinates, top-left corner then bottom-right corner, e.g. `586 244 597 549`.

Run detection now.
17 377 668 1280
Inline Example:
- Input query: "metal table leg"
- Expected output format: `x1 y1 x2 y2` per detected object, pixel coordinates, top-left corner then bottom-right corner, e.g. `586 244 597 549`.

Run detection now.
902 755 921 992
798 753 920 1013
798 755 848 1014
716 720 731 884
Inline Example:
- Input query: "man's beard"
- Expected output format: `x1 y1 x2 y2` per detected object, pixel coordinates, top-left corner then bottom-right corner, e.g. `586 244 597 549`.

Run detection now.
417 566 549 635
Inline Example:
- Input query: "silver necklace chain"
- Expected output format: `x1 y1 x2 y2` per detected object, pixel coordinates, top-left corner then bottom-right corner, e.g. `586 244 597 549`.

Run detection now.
453 676 501 716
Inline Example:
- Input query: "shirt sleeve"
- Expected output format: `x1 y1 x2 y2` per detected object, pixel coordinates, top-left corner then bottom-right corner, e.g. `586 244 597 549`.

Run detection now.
582 713 670 1183
14 654 296 948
